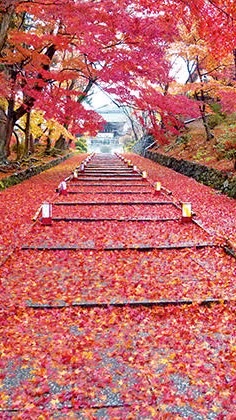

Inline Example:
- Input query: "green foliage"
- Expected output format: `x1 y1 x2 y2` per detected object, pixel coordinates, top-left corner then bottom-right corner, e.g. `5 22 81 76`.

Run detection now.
209 102 223 114
75 137 87 153
207 103 226 129
164 133 191 152
207 113 225 129
175 133 192 146
193 148 207 161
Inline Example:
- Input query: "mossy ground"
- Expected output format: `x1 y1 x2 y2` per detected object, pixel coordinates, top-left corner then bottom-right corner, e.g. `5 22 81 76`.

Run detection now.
155 115 236 174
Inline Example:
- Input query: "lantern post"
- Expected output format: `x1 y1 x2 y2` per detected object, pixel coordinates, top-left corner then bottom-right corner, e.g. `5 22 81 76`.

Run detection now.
142 170 148 180
154 181 161 195
58 180 67 195
41 202 52 225
73 170 78 179
80 163 85 172
182 202 192 223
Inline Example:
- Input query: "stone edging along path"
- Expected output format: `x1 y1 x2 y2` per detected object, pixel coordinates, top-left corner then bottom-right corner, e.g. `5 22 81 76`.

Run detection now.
0 153 72 190
144 150 236 199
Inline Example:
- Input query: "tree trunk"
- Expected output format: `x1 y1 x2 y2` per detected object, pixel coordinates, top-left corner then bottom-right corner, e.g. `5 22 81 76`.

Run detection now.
45 130 52 153
54 135 68 151
0 4 15 53
45 137 51 153
0 68 18 160
14 131 21 160
3 92 16 158
194 57 214 142
126 113 139 142
0 108 7 162
29 133 34 153
24 110 31 156
199 103 214 141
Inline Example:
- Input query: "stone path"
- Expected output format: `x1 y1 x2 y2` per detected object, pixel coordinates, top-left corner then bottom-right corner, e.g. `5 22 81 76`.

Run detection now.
0 152 235 418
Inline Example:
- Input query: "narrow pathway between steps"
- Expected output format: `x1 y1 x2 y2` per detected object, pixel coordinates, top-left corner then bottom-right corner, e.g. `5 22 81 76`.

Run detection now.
0 152 235 418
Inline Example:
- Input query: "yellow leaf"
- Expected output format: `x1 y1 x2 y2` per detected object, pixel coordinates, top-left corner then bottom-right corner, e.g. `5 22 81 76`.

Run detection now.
148 407 158 416
82 350 94 360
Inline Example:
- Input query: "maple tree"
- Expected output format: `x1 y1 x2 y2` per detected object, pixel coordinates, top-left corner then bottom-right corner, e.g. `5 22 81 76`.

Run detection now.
105 0 236 143
0 0 236 163
0 0 175 161
166 1 236 142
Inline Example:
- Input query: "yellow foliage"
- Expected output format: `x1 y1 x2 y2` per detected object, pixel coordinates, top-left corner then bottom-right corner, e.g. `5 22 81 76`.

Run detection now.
16 110 76 144
0 97 8 111
47 119 76 142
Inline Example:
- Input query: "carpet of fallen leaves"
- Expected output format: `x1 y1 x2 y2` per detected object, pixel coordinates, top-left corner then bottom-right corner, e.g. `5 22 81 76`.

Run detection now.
125 154 236 241
0 152 235 419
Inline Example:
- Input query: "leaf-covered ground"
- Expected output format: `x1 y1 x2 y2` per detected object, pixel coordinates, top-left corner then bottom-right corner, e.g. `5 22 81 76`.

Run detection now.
1 305 235 418
1 248 235 307
153 118 236 173
126 153 236 240
0 153 235 418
